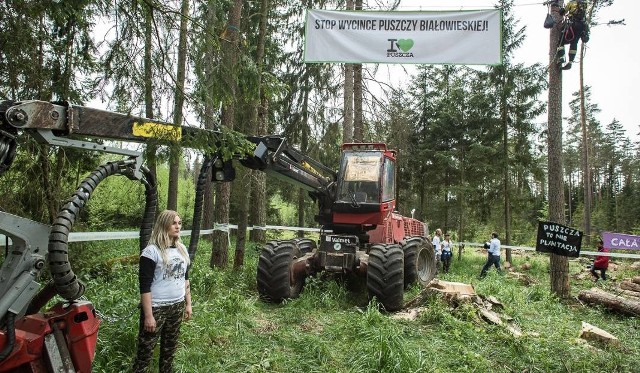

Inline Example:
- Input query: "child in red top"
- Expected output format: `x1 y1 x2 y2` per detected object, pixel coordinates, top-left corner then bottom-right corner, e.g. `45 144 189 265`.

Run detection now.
590 239 609 281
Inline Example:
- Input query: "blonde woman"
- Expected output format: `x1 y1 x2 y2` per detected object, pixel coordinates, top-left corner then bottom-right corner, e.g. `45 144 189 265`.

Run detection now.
133 210 192 373
432 228 443 274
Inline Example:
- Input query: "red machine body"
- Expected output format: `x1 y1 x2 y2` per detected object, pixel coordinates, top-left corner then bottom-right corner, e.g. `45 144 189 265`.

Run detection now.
0 302 100 373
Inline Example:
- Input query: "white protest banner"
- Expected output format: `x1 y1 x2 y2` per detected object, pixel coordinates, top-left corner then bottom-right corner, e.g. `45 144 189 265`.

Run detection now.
304 9 502 65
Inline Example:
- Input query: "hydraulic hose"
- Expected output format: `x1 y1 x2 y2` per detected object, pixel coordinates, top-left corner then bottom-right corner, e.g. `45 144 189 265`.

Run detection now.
0 312 16 361
138 165 157 252
188 155 213 261
48 161 129 301
0 130 17 177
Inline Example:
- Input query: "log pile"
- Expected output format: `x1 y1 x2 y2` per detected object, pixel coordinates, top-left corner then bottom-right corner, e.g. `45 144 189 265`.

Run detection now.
577 276 640 316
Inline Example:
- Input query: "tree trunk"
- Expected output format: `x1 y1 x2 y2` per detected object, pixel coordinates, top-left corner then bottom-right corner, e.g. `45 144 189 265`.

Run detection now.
211 182 230 268
234 0 271 268
234 167 249 269
167 0 190 211
580 2 598 245
296 75 310 238
249 99 268 244
248 0 269 245
578 288 640 316
143 2 158 212
620 280 640 293
201 0 218 241
352 0 363 143
342 0 354 143
458 146 464 259
344 64 354 143
502 94 512 264
548 2 569 298
211 0 243 268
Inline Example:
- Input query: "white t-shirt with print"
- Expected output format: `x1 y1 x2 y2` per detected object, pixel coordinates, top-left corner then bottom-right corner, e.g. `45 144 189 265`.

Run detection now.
141 244 188 306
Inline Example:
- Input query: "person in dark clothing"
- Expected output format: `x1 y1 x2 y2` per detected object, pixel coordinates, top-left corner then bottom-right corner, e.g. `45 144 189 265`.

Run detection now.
590 239 609 281
441 233 453 274
555 0 590 70
479 232 501 278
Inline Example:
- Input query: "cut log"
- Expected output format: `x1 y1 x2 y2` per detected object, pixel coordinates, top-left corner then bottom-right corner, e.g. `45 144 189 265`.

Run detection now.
579 322 620 346
392 307 425 321
620 281 640 293
614 288 640 300
478 307 502 325
578 288 640 316
485 295 504 310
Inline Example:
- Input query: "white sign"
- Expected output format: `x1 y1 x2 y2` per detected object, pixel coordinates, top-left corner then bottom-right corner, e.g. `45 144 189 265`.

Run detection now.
304 9 502 65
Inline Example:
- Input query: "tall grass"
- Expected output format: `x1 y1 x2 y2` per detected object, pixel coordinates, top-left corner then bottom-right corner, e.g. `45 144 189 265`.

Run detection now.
75 240 639 373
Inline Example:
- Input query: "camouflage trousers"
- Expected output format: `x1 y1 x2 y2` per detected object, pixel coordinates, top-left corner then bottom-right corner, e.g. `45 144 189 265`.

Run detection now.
132 300 185 373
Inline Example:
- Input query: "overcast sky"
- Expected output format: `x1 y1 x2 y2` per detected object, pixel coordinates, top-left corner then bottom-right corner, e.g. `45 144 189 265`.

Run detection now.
385 0 639 142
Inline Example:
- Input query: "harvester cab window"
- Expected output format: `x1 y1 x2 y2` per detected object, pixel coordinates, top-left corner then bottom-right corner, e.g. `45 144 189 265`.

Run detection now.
337 152 381 203
382 157 395 202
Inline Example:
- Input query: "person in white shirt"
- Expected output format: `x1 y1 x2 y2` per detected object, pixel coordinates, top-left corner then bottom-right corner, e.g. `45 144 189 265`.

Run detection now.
480 232 501 278
133 210 192 373
432 228 442 274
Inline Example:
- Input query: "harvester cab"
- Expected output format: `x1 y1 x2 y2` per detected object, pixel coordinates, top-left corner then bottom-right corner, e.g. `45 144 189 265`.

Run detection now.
333 143 396 231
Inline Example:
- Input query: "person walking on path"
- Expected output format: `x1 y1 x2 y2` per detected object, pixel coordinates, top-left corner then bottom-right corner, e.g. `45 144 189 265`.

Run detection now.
590 239 609 282
480 232 501 278
441 233 453 274
133 210 192 373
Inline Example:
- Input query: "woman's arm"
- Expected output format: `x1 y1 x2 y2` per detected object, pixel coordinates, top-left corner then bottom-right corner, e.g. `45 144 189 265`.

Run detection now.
184 279 192 320
139 255 157 332
140 292 155 332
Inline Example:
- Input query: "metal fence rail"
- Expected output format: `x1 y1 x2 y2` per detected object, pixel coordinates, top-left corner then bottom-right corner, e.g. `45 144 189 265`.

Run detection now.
3 227 640 259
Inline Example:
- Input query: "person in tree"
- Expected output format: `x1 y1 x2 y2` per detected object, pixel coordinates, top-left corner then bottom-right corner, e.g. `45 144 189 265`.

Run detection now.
590 239 609 281
441 233 453 274
133 210 192 373
555 0 590 70
479 232 502 278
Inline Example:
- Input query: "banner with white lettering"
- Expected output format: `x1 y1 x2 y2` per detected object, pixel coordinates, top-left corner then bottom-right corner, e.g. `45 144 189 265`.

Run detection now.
304 9 502 65
602 232 640 250
536 221 583 258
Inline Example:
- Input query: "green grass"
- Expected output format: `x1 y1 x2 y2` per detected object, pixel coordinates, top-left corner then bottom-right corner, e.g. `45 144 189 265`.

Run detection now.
76 240 640 373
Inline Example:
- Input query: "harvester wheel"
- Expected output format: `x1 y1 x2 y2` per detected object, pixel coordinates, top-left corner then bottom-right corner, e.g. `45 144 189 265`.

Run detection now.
367 244 404 312
257 240 304 302
292 237 317 254
415 238 437 286
402 237 428 288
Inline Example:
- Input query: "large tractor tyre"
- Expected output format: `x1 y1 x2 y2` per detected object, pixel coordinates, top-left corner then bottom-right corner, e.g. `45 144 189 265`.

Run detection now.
292 237 317 254
402 237 427 288
415 238 437 286
257 240 304 302
367 244 405 312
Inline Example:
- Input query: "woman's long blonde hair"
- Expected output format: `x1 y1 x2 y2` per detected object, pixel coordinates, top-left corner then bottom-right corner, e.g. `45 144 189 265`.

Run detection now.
148 210 190 266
